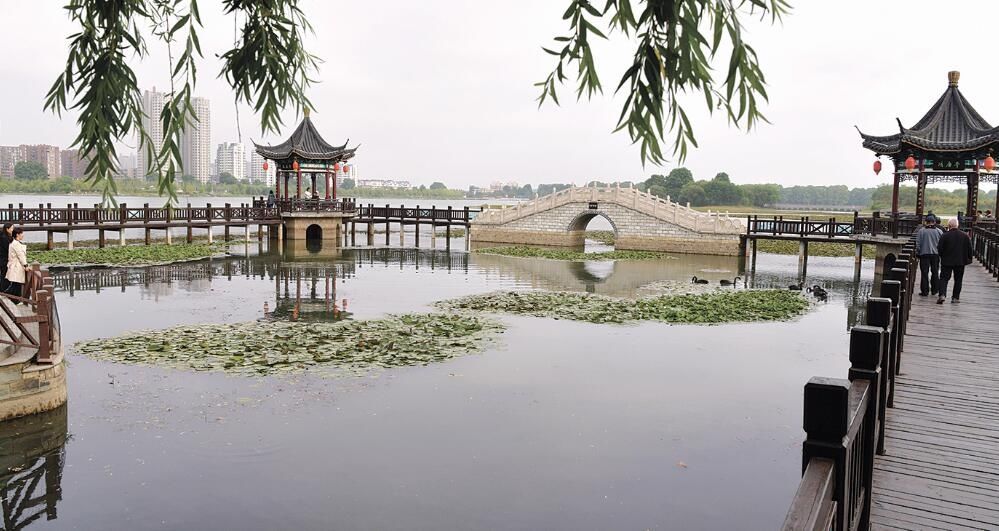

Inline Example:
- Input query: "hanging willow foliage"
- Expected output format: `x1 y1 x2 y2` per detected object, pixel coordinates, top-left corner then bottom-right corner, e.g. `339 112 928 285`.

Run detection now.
44 0 318 205
538 0 790 165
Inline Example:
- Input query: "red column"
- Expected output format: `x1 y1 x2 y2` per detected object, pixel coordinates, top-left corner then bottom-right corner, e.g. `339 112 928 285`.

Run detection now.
296 168 302 199
275 170 281 199
325 168 331 200
284 173 290 199
332 167 337 200
915 159 926 216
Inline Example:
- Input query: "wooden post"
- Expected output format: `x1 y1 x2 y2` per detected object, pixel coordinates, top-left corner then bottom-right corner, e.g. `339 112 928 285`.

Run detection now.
446 224 452 251
847 325 884 531
66 230 73 250
34 289 52 364
46 231 53 250
865 297 893 455
801 377 851 530
415 205 421 247
798 240 808 278
891 172 900 214
385 204 390 246
879 280 902 408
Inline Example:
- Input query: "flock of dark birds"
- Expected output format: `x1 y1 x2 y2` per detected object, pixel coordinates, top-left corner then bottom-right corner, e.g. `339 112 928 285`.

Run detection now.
690 276 828 300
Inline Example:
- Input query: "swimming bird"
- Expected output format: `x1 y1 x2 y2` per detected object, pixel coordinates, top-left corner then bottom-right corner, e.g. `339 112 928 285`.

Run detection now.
691 276 709 284
788 284 802 291
719 276 742 286
807 285 828 298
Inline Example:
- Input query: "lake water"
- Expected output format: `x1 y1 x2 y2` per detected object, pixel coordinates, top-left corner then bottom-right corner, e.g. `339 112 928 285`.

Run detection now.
0 236 873 530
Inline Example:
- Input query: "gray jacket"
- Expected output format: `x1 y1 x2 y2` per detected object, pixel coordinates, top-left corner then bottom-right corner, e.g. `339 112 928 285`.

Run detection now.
915 225 943 256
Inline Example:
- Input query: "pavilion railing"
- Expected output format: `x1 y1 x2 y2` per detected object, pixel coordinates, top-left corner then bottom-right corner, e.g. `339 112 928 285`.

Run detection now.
746 213 922 240
971 224 999 278
262 197 357 214
0 265 61 364
354 204 480 224
782 241 917 531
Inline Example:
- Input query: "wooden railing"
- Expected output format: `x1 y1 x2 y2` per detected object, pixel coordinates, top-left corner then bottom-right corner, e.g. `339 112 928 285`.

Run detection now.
747 215 855 238
0 202 281 229
971 224 999 277
782 240 917 531
747 213 922 240
252 197 357 214
354 204 480 224
0 265 61 364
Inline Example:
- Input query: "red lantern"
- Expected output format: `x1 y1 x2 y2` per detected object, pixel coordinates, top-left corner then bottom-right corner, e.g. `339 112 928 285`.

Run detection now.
262 161 269 171
985 155 996 171
904 156 917 171
342 164 350 173
873 160 882 175
333 163 341 172
292 160 300 171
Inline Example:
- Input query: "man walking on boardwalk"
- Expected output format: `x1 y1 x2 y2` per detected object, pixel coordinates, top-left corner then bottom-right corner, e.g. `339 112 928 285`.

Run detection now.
915 214 943 297
937 218 974 304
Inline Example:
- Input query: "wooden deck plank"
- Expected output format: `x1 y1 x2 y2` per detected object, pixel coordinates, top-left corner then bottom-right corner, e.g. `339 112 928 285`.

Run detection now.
872 263 999 530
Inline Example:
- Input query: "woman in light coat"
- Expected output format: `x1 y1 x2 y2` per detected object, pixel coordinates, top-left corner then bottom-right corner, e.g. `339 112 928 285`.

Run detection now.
5 227 28 301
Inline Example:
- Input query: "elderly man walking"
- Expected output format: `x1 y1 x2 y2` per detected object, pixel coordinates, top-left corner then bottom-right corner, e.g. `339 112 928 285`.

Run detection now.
937 218 974 304
915 215 943 296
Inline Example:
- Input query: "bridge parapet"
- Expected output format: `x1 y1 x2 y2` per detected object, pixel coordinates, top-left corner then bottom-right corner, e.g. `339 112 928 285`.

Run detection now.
474 186 744 234
471 186 745 255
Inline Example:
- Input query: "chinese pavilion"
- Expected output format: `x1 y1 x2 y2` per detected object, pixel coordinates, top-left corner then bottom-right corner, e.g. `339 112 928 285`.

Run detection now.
859 71 999 218
254 108 357 201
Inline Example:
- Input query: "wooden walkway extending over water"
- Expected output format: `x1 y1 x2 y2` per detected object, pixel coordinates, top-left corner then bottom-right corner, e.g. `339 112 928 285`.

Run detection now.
782 230 999 531
871 264 999 530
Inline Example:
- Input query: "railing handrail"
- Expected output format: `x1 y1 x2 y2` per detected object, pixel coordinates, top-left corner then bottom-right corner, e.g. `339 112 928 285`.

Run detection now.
0 265 60 364
782 240 917 531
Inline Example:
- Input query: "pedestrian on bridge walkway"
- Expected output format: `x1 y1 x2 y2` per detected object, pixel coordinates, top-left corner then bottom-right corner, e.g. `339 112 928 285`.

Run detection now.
915 215 943 297
937 217 974 304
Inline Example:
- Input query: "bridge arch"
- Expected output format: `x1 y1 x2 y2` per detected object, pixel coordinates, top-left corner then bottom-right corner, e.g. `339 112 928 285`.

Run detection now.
567 211 618 233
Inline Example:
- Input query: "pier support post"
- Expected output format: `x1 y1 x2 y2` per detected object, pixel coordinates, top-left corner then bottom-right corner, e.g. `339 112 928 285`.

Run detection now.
367 223 374 246
258 225 264 241
46 231 53 250
165 229 172 245
207 228 214 244
400 224 405 246
351 222 356 246
186 226 193 244
798 240 808 278
120 230 126 247
98 229 106 248
750 239 758 270
854 242 863 276
430 226 437 249
385 222 390 246
224 225 231 242
446 224 451 251
465 225 471 251
144 228 151 245
66 230 73 250
415 222 420 247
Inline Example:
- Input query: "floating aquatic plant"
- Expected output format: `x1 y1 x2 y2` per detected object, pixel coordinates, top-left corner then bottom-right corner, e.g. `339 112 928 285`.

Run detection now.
33 243 226 267
437 290 809 325
74 313 504 377
473 246 674 261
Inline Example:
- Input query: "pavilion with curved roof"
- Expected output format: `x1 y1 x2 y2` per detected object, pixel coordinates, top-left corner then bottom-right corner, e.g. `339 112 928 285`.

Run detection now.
859 71 999 218
254 108 358 201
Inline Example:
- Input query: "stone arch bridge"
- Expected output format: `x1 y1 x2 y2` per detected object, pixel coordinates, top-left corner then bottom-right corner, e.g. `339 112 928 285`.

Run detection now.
470 186 745 255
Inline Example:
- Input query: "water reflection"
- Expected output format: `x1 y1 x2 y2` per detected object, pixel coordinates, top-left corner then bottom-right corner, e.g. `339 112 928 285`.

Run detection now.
0 406 67 531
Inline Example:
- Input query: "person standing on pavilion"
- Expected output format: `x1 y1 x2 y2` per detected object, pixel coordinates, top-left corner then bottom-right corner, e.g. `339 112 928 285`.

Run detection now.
267 189 276 208
4 227 28 302
915 215 943 297
937 218 974 304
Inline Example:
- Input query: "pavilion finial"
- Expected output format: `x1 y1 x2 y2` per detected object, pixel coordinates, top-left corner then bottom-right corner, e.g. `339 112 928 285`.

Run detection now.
304 107 311 118
948 71 960 87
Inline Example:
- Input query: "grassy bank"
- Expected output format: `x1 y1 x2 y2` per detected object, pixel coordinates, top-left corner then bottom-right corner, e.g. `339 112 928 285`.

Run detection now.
438 290 809 325
32 242 224 266
75 313 503 377
756 239 876 259
473 246 672 261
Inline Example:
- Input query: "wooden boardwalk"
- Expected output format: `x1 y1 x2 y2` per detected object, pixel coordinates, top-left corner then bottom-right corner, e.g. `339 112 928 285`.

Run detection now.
871 263 999 530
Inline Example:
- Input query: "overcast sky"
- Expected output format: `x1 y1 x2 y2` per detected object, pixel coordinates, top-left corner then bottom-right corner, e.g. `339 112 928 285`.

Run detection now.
1 0 996 190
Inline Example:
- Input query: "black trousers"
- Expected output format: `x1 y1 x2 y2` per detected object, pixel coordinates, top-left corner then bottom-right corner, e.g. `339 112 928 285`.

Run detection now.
4 281 22 302
919 255 940 295
939 265 965 300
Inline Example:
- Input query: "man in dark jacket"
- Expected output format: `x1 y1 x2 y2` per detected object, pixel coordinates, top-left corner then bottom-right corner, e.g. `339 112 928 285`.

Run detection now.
937 218 974 304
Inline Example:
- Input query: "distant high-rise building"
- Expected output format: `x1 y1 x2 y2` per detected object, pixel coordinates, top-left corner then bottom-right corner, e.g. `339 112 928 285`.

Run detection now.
116 153 138 179
0 145 26 178
60 149 86 179
215 142 246 181
181 97 212 183
137 88 166 178
249 151 275 185
22 144 61 177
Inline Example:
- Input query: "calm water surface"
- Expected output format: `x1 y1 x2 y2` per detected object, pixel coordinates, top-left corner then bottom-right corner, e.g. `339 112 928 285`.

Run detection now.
1 238 873 530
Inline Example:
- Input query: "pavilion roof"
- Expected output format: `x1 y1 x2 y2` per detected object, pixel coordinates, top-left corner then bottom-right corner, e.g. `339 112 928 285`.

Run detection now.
254 111 357 162
859 71 999 156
